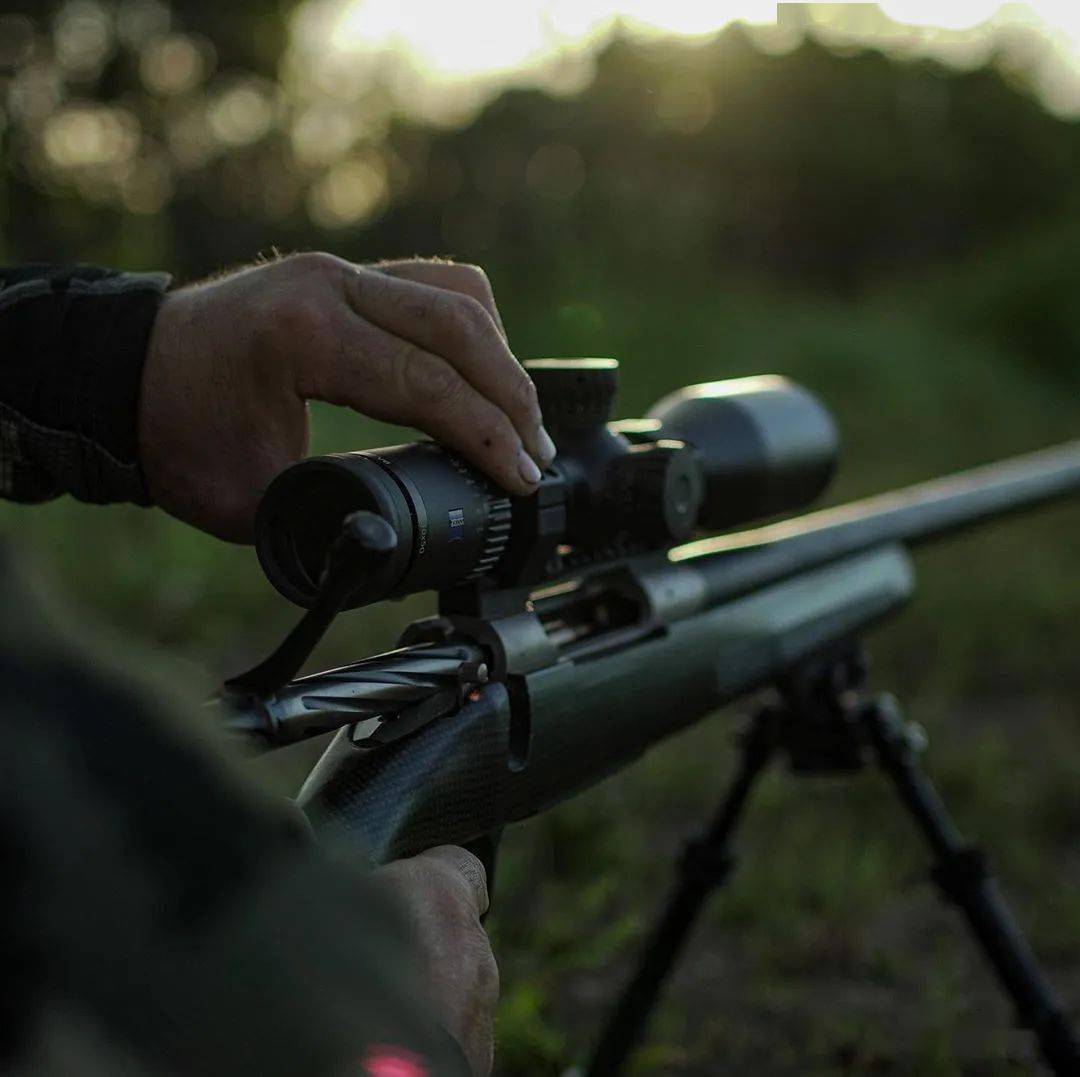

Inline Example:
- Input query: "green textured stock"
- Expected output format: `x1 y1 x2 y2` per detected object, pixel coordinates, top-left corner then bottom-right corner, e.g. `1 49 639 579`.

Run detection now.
299 545 914 862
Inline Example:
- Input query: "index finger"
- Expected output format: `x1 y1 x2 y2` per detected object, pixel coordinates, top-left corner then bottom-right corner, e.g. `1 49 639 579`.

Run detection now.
343 266 555 470
373 259 508 341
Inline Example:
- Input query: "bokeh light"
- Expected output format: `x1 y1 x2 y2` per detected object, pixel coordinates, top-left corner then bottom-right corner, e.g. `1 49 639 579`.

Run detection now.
207 81 277 147
140 33 212 96
878 2 1000 32
9 2 1080 226
307 153 389 227
656 78 714 134
290 0 1080 124
43 104 139 168
53 0 114 79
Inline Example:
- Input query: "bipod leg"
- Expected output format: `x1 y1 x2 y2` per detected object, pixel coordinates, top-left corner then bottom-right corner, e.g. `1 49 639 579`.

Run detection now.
584 704 781 1077
863 693 1080 1075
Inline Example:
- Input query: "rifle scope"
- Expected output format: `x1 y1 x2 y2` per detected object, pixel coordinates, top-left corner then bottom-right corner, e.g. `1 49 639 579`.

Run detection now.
255 360 838 609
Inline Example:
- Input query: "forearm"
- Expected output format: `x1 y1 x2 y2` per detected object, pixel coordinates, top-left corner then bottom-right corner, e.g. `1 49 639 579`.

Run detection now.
0 264 169 505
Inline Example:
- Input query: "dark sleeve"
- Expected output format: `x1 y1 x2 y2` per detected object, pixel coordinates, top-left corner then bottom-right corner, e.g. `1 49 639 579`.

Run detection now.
0 264 171 506
0 552 469 1077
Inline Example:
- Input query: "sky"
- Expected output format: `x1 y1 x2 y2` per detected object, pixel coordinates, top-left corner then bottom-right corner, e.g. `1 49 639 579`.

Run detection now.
287 2 1080 124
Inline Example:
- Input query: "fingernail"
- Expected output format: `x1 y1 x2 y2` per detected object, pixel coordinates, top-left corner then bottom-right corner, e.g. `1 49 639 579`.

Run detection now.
517 447 542 485
536 425 557 467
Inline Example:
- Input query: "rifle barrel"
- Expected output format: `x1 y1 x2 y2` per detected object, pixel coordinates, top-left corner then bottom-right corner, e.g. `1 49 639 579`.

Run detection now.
673 440 1080 606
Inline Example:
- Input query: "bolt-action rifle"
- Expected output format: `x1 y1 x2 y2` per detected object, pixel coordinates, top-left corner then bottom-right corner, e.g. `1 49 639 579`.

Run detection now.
219 359 1080 1075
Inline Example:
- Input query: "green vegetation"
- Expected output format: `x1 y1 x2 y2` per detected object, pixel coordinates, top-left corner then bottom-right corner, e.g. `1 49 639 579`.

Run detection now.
3 9 1079 1073
5 226 1078 1073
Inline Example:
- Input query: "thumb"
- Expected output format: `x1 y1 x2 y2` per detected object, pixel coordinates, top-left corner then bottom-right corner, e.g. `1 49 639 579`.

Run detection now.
416 845 490 918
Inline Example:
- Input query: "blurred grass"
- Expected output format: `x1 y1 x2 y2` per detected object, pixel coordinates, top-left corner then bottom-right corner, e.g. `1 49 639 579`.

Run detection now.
1 224 1078 1074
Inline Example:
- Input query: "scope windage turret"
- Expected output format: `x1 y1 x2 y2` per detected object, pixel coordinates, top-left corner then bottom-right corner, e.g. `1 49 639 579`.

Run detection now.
255 360 838 609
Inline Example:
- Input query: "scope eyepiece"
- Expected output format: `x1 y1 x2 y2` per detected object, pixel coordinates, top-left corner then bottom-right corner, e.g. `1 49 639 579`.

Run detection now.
255 360 839 609
256 443 511 609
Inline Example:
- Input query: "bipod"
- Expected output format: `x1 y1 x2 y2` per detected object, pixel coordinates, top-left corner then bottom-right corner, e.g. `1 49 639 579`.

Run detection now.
585 648 1080 1076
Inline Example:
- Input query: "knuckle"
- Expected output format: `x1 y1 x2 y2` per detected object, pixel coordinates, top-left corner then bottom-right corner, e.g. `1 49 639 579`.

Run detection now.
444 293 490 343
458 261 488 281
282 250 341 279
399 347 459 409
512 369 540 417
421 864 485 924
457 262 493 295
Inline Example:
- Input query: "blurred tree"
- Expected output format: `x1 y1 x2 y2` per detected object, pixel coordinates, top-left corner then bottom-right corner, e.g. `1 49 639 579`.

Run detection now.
384 29 1080 290
2 2 1079 293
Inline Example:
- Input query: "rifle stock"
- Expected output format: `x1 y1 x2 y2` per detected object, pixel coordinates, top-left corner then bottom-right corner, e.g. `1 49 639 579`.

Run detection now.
299 545 914 861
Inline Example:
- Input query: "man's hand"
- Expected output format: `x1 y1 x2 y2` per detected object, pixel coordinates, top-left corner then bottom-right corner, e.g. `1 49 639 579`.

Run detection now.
138 253 556 542
373 846 498 1077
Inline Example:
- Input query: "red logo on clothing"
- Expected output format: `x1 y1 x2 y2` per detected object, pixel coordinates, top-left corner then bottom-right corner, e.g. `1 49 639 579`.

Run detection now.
362 1044 430 1077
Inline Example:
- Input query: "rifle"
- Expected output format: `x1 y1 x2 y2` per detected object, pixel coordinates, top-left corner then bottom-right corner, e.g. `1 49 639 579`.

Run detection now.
219 359 1080 1075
